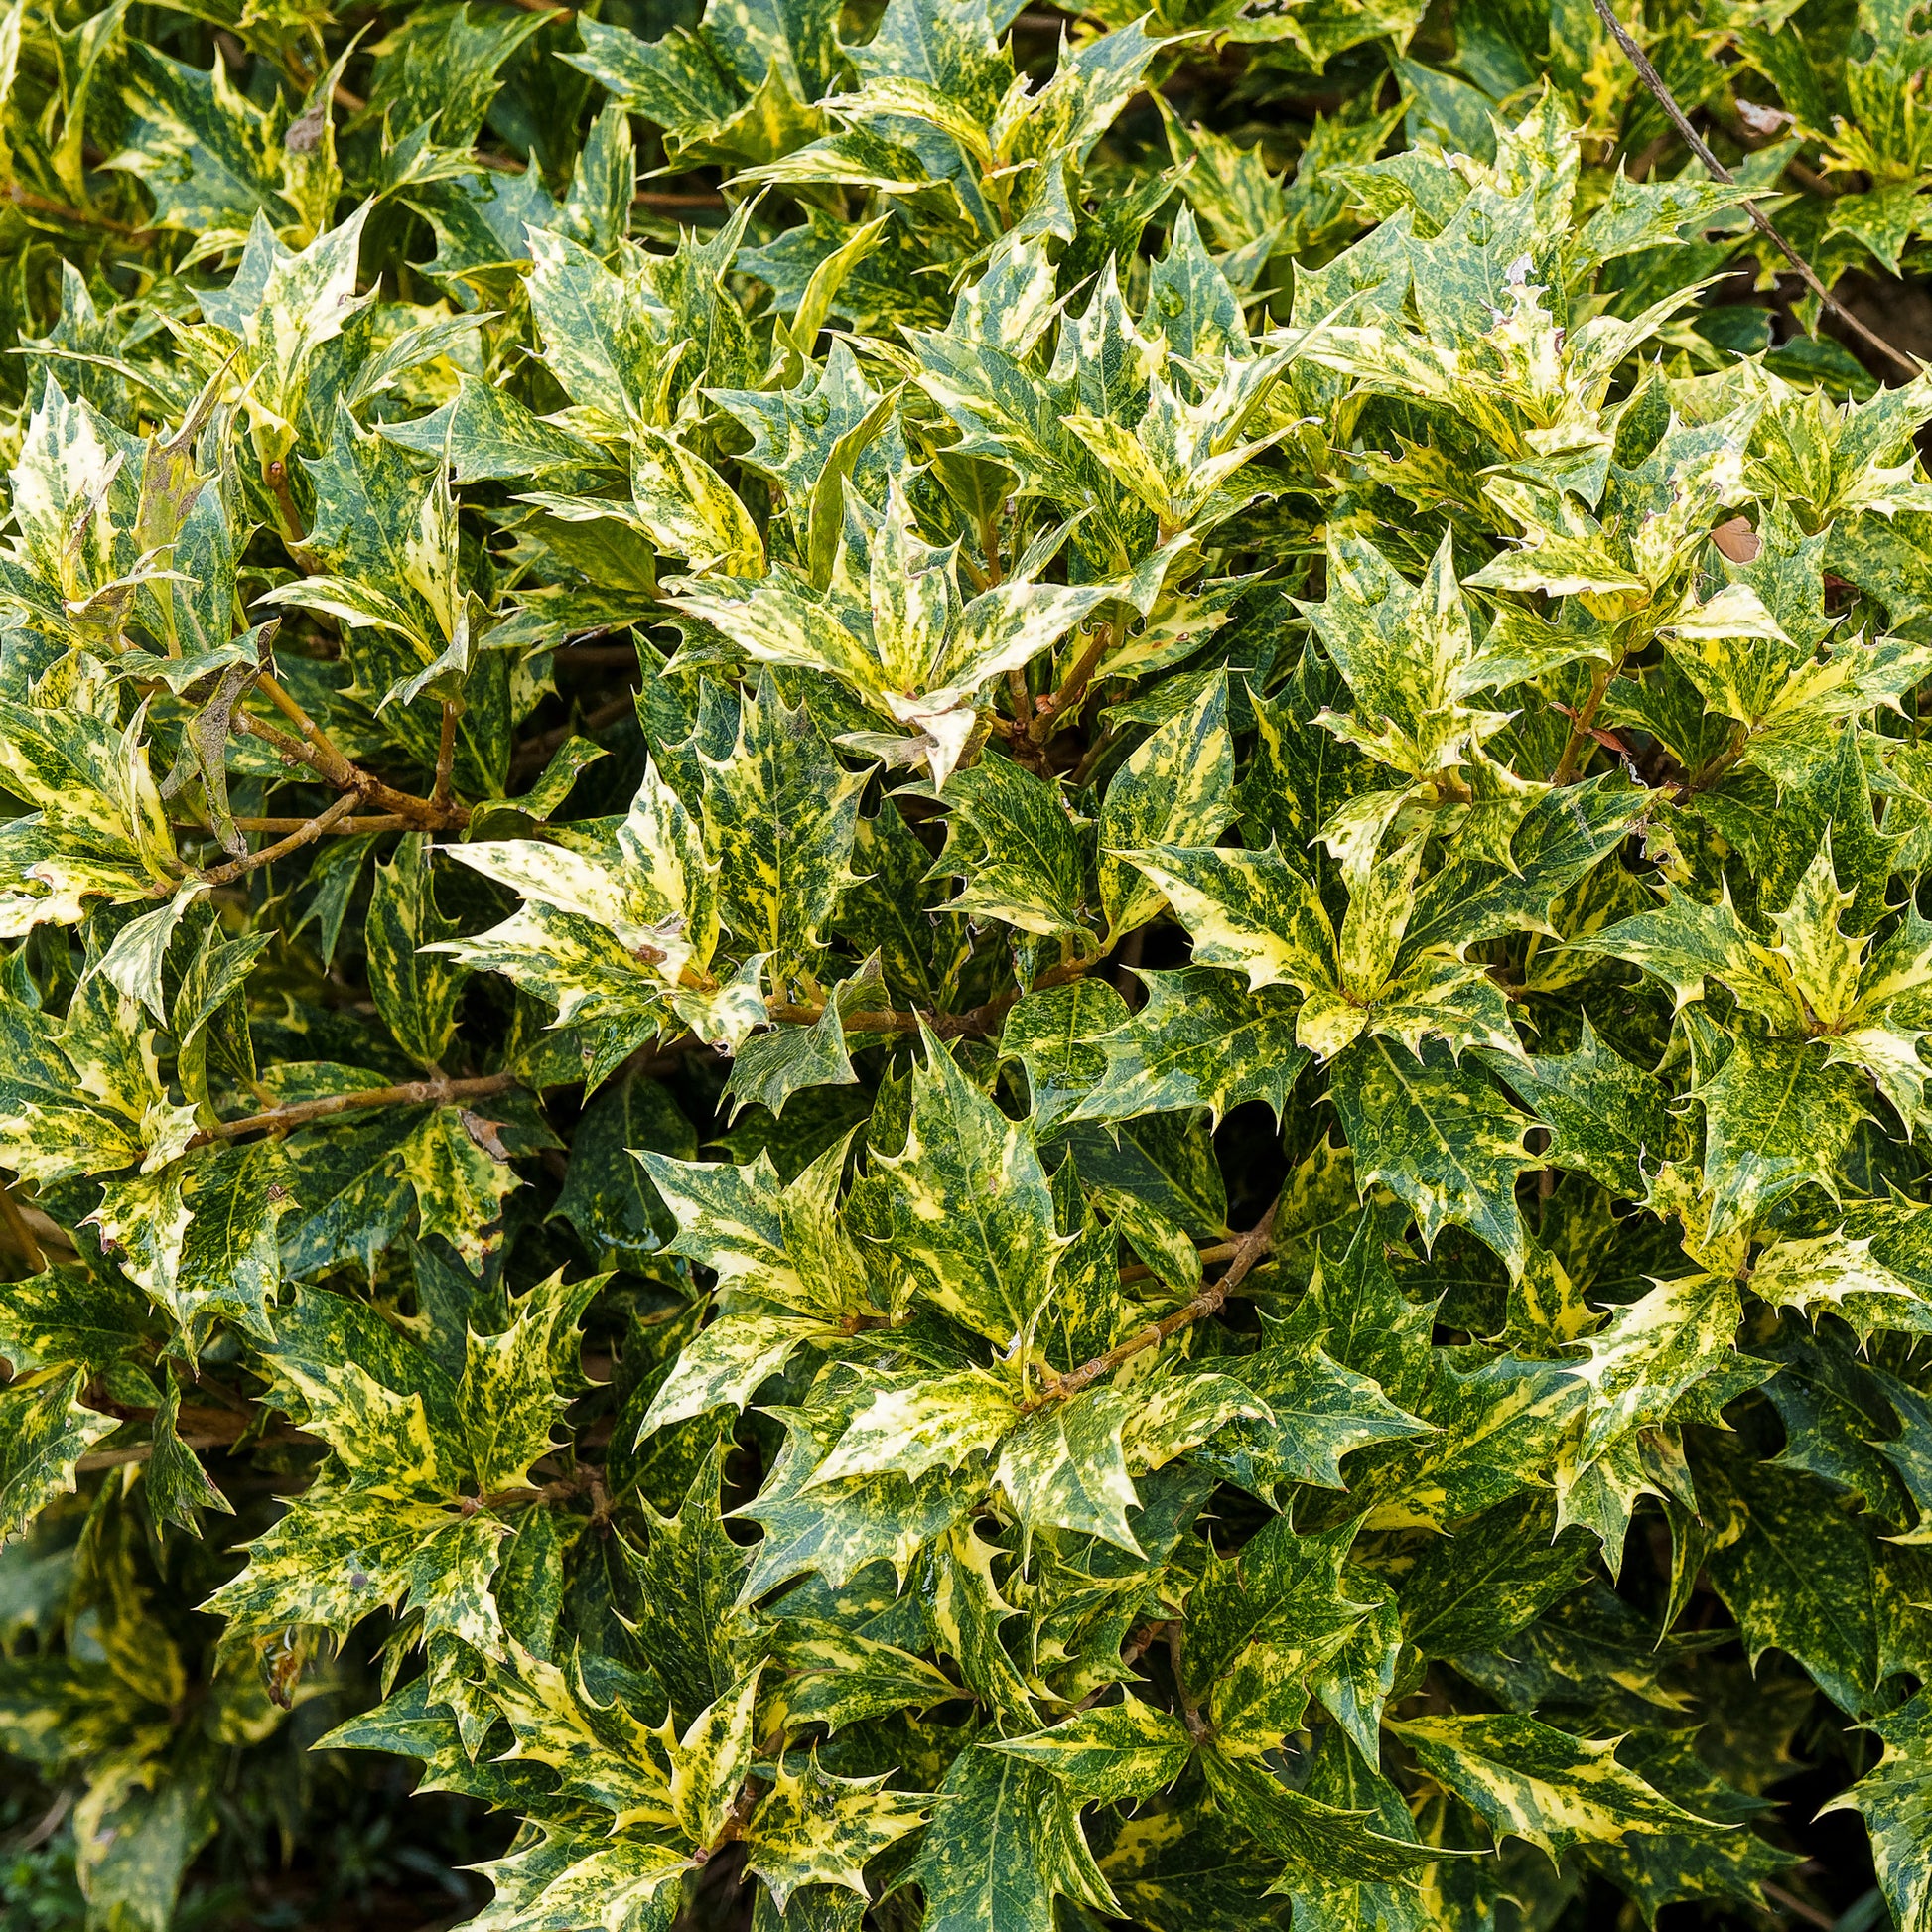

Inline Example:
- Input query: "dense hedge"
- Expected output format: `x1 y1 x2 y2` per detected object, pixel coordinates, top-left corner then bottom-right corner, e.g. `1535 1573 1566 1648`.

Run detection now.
1 1 1931 1928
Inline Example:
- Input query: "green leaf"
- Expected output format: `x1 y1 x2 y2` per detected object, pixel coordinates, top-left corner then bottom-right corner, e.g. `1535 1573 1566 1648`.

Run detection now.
661 1671 762 1848
1703 1453 1880 1716
698 672 867 979
397 1105 523 1275
1823 1689 1932 1932
1387 1713 1727 1860
1122 843 1335 998
996 1387 1140 1552
1397 1494 1591 1658
1696 1032 1864 1240
911 1747 1119 1932
550 1075 694 1268
111 43 302 236
931 756 1095 944
0 1368 116 1542
872 1026 1069 1345
1099 675 1236 939
809 1370 1017 1488
770 1619 962 1733
1566 1272 1743 1462
1200 1747 1439 1884
146 1364 233 1535
1062 968 1307 1129
366 834 466 1070
1328 1037 1539 1277
983 1696 1194 1801
1480 1019 1688 1200
745 1756 929 1911
734 1403 978 1601
1188 1331 1428 1501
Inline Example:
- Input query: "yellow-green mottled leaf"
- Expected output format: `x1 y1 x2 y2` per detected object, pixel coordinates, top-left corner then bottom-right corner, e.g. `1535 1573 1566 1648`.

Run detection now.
873 1026 1069 1345
1329 1036 1538 1277
984 1695 1193 1801
1387 1712 1728 1861
911 1747 1119 1932
0 1368 116 1542
1099 677 1236 939
745 1757 929 1910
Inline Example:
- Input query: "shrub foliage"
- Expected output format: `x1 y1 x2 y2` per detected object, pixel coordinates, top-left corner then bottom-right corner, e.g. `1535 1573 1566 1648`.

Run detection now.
1 0 1931 1928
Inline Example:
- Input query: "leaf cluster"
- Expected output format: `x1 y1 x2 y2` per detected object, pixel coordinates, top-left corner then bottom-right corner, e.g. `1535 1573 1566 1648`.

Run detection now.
3 2 1932 1931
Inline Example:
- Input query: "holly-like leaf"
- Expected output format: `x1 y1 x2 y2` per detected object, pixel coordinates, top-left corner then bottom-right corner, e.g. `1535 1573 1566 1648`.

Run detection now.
1063 968 1307 1129
911 1747 1119 1932
1824 1690 1932 1932
1387 1713 1728 1860
984 1696 1194 1801
745 1756 929 1911
1328 1038 1539 1277
0 1369 117 1542
871 1027 1070 1346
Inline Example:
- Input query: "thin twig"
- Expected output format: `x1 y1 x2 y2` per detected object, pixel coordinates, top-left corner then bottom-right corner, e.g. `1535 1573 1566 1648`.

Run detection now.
5 183 157 240
171 791 362 893
1030 619 1118 743
17 1204 75 1262
75 1420 319 1472
509 690 638 782
256 673 359 781
237 710 468 829
1024 1191 1283 1411
185 1072 516 1149
763 954 1095 1046
1550 662 1614 784
231 814 409 833
1164 1624 1211 1741
434 700 460 808
1761 1885 1837 1932
1119 1237 1239 1287
1590 0 1920 379
460 1465 602 1514
7 1790 72 1854
635 189 730 212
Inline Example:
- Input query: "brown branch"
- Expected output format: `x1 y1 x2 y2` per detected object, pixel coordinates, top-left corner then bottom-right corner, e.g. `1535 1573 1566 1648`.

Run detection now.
7 1790 73 1855
17 1204 75 1262
261 459 324 571
166 790 362 894
1550 662 1614 784
509 689 639 782
5 182 157 240
1024 1191 1283 1411
75 1415 320 1473
1119 1237 1239 1287
237 710 469 830
635 189 730 212
1029 618 1118 743
1165 1624 1211 1741
461 1465 603 1514
186 1072 516 1150
232 814 409 833
256 672 361 784
1590 0 1920 379
434 700 460 808
1761 1886 1837 1932
700 1775 768 1859
764 953 1095 1046
554 643 645 668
